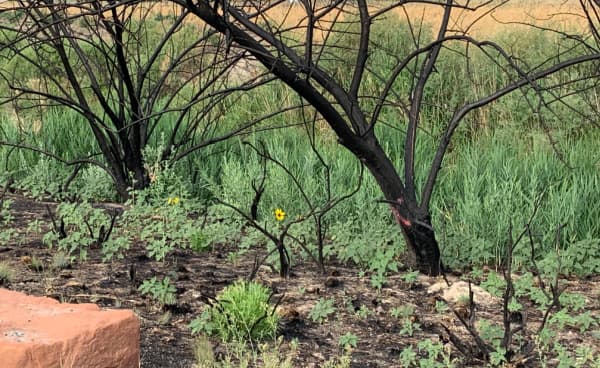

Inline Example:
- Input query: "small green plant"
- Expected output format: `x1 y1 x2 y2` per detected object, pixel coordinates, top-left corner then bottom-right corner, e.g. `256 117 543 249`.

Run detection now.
574 344 598 367
29 255 44 272
489 347 508 366
190 280 279 342
339 332 358 349
138 276 177 307
193 336 297 368
323 346 352 368
121 192 195 261
0 199 14 225
399 318 421 337
434 300 449 314
477 319 504 348
0 199 16 243
190 231 210 252
43 202 122 261
193 335 216 368
309 298 336 324
50 251 71 270
415 339 457 367
355 305 372 318
391 305 415 319
392 305 421 337
480 271 506 297
101 235 130 262
370 272 386 290
398 346 417 367
571 311 598 333
400 270 419 285
0 261 14 285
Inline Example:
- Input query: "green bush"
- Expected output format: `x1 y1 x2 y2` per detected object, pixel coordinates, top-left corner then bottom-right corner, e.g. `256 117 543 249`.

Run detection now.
190 280 279 342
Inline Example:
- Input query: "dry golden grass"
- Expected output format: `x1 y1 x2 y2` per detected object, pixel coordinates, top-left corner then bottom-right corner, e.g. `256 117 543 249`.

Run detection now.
257 1 586 39
1 1 585 39
136 1 588 43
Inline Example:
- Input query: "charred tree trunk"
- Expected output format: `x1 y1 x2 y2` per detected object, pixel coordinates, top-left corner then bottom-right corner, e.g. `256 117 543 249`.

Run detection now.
125 149 150 192
107 147 149 201
359 137 442 276
396 214 442 276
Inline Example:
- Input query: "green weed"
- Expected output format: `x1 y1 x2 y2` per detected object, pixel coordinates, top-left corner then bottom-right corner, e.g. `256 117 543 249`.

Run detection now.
138 276 177 308
309 297 336 324
190 280 279 342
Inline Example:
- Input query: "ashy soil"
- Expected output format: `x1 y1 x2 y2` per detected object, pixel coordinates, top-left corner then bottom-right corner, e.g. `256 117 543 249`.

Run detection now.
1 193 599 367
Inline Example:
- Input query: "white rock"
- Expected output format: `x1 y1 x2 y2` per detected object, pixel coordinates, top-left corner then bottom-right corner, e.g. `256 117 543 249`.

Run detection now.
427 280 499 306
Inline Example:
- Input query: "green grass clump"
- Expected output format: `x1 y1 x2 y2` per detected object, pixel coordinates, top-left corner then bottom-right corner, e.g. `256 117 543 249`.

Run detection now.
50 252 71 271
190 280 279 342
193 336 298 368
0 261 15 285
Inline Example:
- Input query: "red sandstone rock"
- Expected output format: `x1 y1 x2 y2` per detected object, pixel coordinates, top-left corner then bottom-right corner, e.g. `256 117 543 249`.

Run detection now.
0 288 139 368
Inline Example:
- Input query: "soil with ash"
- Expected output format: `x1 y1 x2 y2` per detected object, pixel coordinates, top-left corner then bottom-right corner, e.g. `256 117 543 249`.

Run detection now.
1 193 599 368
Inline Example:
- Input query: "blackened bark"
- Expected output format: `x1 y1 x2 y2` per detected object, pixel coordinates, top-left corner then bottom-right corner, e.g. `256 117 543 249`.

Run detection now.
399 216 442 276
109 151 149 201
277 240 290 278
127 153 150 191
359 137 442 276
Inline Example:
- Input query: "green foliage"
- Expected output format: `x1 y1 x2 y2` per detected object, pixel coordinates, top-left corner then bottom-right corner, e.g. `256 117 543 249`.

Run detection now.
190 280 279 342
123 196 196 262
309 298 336 324
0 261 15 285
540 238 600 276
399 318 421 338
50 251 71 271
398 346 417 367
400 270 420 285
42 202 95 261
434 300 449 314
332 218 402 289
138 276 177 307
355 305 372 318
477 319 504 349
414 339 457 368
0 13 599 368
190 231 211 252
322 347 352 368
29 255 44 272
392 305 421 337
434 132 600 272
0 199 16 244
42 202 128 262
536 340 600 368
548 309 599 333
391 305 414 319
194 336 298 368
480 272 506 297
21 159 67 199
338 333 358 349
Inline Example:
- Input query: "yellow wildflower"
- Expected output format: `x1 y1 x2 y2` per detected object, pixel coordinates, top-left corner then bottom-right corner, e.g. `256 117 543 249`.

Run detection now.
274 208 286 221
167 196 180 205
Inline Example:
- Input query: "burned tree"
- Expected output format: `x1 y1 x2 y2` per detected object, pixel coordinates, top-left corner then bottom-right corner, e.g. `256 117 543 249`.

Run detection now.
169 0 600 275
0 1 262 199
